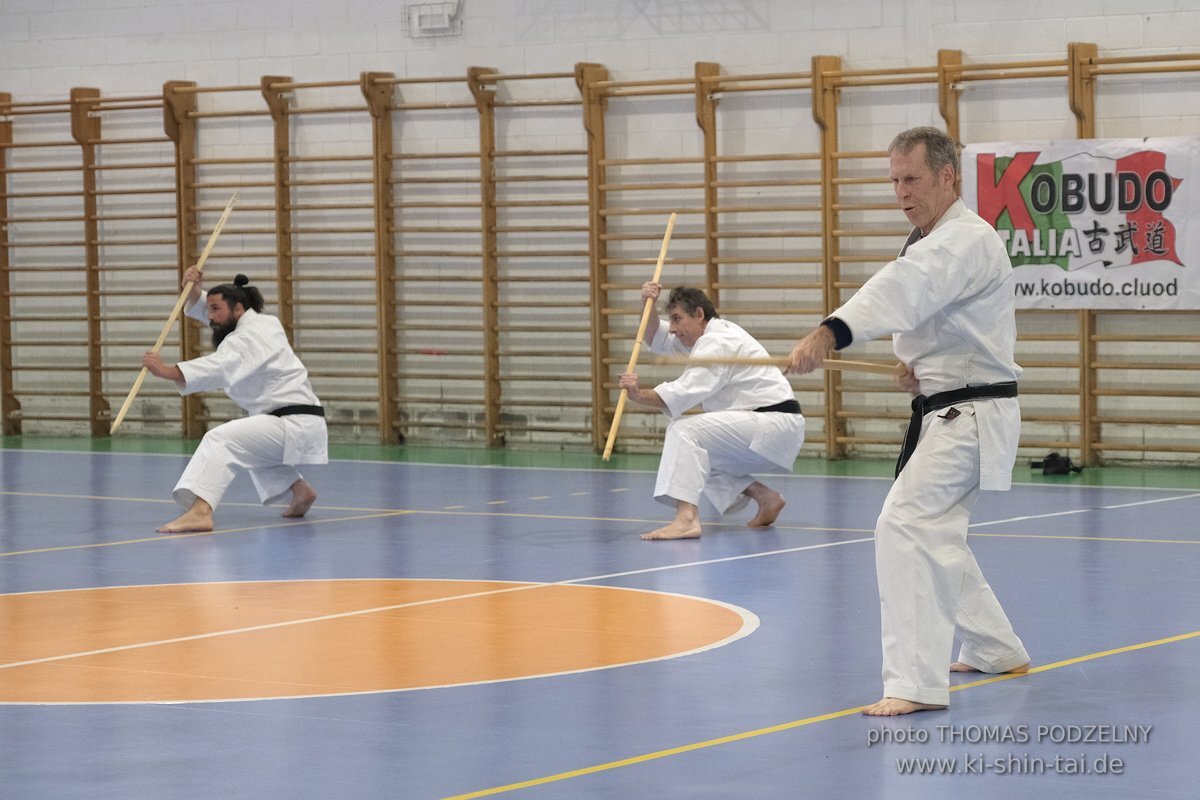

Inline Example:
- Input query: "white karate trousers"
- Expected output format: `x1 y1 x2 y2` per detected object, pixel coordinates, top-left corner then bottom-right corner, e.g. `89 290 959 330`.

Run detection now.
172 416 305 510
654 410 800 514
876 404 1029 707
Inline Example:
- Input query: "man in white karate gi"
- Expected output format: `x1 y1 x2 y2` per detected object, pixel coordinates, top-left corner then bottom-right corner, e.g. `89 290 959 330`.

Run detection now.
143 267 328 533
787 126 1029 716
619 284 806 540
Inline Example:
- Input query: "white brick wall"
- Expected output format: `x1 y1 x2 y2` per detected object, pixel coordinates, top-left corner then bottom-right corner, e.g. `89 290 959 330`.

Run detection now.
2 1 1197 98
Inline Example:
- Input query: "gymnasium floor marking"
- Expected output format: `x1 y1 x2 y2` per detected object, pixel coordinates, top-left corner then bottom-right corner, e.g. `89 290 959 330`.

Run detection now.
0 579 757 704
0 510 417 558
4 484 1199 562
970 532 1200 545
440 626 1200 800
0 534 884 704
968 491 1200 527
4 448 1198 797
1100 492 1200 509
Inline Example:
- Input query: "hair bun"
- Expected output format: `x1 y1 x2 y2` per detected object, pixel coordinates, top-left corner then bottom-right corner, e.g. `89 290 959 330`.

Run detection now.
233 274 250 287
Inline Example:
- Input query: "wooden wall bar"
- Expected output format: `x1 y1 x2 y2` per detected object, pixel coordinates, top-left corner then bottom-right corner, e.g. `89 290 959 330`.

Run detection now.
0 92 13 436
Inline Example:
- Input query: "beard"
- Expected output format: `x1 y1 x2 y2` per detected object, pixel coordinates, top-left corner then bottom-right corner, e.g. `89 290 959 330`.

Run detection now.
211 320 237 348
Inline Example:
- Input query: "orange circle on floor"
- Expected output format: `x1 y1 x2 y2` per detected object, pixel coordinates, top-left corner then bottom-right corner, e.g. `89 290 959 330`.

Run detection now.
0 579 756 704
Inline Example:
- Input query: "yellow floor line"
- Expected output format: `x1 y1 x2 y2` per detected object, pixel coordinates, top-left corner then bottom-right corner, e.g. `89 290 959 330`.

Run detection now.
444 707 868 800
441 628 1200 800
0 490 177 505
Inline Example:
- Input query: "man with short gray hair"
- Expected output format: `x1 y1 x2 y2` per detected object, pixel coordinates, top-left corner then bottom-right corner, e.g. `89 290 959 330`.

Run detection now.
787 126 1029 716
620 283 805 541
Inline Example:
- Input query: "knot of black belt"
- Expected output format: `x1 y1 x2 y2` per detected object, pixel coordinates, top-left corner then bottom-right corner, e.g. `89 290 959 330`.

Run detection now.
753 398 802 414
894 382 1018 478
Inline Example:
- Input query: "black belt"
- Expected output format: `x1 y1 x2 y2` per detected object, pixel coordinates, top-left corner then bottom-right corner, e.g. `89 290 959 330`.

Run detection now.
754 399 802 414
268 404 325 418
895 382 1017 478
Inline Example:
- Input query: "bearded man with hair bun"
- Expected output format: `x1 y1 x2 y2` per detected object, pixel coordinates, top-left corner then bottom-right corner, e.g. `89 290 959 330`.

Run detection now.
142 266 327 533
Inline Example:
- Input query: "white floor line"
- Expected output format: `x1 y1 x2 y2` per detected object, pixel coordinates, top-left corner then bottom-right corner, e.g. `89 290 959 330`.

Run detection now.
970 491 1200 528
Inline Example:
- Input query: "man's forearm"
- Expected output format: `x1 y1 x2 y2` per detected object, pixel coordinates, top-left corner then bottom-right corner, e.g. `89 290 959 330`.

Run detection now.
626 386 668 412
641 314 661 344
150 363 186 383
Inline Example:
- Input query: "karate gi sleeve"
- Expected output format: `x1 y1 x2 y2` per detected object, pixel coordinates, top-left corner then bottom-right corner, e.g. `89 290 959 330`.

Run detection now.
176 323 273 396
651 337 731 418
184 290 208 324
833 229 988 344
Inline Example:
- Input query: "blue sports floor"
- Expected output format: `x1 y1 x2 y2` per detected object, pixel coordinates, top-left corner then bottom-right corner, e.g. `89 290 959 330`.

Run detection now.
2 441 1199 799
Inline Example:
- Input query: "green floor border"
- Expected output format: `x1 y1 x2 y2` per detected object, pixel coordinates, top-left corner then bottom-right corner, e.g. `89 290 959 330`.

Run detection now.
4 435 1199 490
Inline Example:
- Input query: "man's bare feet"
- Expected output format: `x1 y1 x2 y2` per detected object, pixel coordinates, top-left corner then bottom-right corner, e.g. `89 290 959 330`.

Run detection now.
641 521 702 540
743 481 785 527
950 661 1030 674
283 479 317 518
862 698 948 716
157 499 214 533
642 501 701 540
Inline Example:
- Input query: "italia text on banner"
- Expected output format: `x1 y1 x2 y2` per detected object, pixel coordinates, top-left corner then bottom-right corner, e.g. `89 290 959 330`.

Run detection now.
962 137 1200 310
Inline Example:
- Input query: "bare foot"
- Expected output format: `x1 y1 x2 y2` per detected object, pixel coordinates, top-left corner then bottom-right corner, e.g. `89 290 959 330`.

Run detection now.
744 482 785 527
157 504 214 534
950 661 1030 674
283 479 317 518
862 698 947 716
641 521 702 541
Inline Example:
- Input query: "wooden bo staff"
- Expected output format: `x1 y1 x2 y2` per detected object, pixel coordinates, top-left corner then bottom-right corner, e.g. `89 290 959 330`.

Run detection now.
650 355 905 377
602 212 677 461
109 193 239 434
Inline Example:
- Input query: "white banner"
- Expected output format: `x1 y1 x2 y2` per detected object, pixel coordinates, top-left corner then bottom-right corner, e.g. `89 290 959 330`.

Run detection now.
962 137 1200 309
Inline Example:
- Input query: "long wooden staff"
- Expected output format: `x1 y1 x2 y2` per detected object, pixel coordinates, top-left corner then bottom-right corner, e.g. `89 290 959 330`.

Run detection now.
602 212 677 461
109 193 238 434
651 355 905 377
